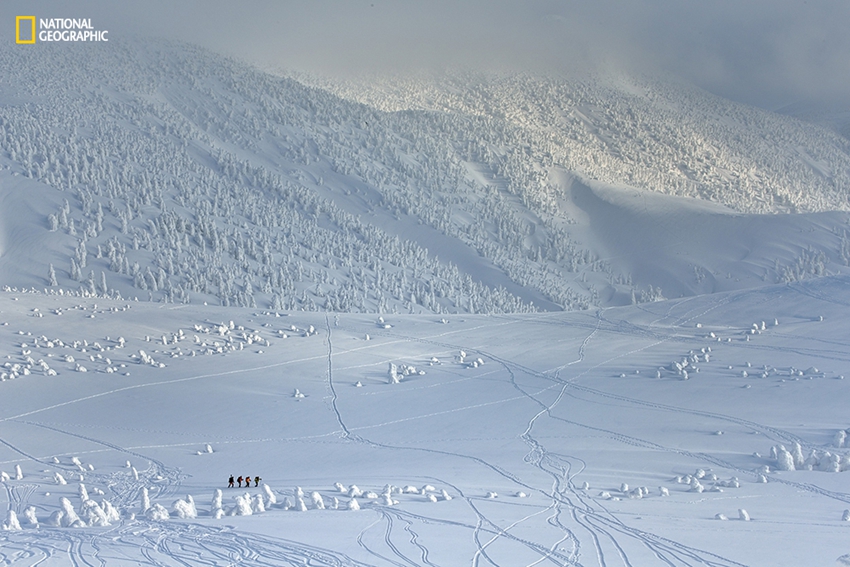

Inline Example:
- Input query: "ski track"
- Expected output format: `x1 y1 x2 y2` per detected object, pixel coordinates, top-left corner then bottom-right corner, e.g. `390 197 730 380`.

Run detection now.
400 514 438 567
362 310 760 566
486 326 850 511
488 308 839 566
325 323 593 566
344 319 619 566
380 509 420 567
356 514 412 567
368 321 629 565
0 346 351 425
325 315 353 441
1 522 377 566
11 420 185 509
332 319 605 565
1 286 847 565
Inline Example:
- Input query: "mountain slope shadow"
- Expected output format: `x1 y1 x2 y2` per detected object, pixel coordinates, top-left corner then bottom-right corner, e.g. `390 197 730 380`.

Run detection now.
568 175 849 300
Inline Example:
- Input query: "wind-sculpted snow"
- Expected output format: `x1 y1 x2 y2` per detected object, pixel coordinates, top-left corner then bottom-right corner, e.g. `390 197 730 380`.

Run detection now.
1 41 850 313
0 277 848 565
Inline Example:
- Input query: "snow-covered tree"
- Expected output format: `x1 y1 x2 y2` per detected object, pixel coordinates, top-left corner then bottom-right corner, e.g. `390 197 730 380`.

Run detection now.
3 510 21 531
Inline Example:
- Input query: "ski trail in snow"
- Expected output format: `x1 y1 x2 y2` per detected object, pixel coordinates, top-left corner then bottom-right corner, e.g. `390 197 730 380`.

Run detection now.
325 315 353 440
515 399 749 566
356 514 412 567
399 515 439 567
510 315 636 567
466 498 578 567
537 449 719 567
717 338 850 363
0 521 376 567
19 420 172 472
359 321 620 566
500 312 602 565
485 331 817 457
0 349 344 424
493 301 847 564
318 348 578 564
5 483 36 514
488 312 680 566
472 504 559 567
327 319 529 565
331 335 589 565
382 481 577 566
0 434 55 468
325 319 561 565
15 420 185 507
348 392 533 432
380 509 423 567
490 338 756 566
796 278 850 308
544 409 850 505
495 366 784 564
336 305 846 565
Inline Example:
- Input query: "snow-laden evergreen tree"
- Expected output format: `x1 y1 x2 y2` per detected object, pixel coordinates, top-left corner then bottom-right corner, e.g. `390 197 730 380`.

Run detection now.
3 510 22 531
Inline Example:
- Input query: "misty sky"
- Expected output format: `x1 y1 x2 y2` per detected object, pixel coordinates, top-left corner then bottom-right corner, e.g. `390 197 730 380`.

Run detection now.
6 0 850 109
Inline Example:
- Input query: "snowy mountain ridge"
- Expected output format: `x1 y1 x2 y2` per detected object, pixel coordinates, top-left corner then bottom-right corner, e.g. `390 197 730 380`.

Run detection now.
1 40 849 314
304 69 850 213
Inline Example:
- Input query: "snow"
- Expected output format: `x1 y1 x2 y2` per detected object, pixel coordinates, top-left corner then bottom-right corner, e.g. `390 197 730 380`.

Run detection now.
0 35 848 567
0 277 844 564
2 41 850 316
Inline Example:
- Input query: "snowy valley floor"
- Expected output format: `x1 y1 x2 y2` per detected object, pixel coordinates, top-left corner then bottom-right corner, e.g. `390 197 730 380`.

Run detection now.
0 277 848 566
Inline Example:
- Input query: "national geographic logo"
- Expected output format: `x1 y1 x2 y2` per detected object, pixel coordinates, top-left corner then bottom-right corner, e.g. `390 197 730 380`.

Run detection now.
15 16 35 44
15 16 109 44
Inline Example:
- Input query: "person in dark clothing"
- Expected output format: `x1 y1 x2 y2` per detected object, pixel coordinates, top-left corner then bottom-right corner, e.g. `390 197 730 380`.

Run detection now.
254 476 261 487
228 475 235 488
237 476 243 487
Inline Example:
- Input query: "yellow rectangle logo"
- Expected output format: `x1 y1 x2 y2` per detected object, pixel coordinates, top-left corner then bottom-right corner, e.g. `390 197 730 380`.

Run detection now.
16 16 36 44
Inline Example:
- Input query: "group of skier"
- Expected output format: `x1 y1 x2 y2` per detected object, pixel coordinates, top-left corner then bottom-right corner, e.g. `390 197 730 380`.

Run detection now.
228 474 261 488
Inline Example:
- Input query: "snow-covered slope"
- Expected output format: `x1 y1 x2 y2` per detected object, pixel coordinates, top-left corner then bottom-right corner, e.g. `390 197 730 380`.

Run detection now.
567 175 850 301
0 277 848 565
307 71 850 214
1 41 850 314
778 101 850 142
1 35 850 567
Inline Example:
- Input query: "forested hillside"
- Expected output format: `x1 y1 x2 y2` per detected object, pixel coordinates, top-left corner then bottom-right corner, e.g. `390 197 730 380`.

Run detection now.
1 41 849 313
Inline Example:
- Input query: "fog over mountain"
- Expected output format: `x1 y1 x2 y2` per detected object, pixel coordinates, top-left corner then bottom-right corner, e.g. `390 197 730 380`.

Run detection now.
5 0 850 109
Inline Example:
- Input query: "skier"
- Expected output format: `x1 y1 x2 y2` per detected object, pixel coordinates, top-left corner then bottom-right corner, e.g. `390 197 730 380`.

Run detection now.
237 476 243 488
228 475 235 488
254 475 261 487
